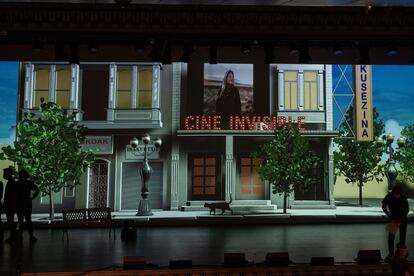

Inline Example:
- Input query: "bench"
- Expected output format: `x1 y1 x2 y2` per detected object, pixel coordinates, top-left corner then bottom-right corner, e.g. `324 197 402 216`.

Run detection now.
62 207 116 242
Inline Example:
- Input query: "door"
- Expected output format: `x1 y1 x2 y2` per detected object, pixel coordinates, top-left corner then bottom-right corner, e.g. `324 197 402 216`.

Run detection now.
121 162 163 211
88 159 109 208
294 159 326 200
238 157 265 200
190 155 222 200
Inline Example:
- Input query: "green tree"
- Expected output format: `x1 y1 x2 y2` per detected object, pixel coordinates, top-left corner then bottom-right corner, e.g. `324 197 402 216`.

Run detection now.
0 100 95 219
334 106 385 205
253 123 320 213
396 124 414 183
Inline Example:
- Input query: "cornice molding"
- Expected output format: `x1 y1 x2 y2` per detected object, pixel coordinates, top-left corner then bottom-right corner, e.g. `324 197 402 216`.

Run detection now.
0 4 414 38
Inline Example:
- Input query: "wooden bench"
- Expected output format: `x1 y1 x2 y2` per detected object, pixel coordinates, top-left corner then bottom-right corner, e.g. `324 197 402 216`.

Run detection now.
62 207 116 242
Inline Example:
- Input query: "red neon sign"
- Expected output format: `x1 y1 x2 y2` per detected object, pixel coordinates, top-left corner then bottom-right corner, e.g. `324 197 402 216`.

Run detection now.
184 115 305 131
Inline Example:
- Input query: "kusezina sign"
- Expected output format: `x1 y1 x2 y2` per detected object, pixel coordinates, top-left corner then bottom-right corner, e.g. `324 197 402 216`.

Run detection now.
355 65 373 141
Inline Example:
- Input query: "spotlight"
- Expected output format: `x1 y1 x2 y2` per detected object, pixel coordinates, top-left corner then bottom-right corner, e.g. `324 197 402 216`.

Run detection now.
264 43 274 64
358 44 370 64
386 45 398 56
240 43 251 54
180 43 194 63
135 41 147 54
289 45 300 56
32 39 43 53
88 43 99 53
209 43 217 64
333 45 344 56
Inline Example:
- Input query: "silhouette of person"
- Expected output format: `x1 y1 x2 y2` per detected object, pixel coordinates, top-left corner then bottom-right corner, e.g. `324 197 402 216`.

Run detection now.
0 179 3 240
216 70 242 118
3 167 17 243
391 245 412 276
16 169 40 242
382 185 409 261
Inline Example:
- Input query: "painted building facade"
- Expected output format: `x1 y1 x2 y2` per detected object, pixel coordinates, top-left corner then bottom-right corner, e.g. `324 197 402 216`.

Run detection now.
19 59 337 213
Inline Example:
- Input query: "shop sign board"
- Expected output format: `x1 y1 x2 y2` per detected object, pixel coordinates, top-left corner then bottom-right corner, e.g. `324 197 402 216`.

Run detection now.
125 144 160 160
354 65 373 141
81 136 113 154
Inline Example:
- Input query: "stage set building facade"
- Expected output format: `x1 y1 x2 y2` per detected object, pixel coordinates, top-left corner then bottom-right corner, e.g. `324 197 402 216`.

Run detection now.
19 59 338 213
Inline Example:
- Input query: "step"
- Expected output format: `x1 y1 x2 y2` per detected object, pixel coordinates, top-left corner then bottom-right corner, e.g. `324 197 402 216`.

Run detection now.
186 200 271 206
293 200 331 205
181 204 277 212
290 205 336 209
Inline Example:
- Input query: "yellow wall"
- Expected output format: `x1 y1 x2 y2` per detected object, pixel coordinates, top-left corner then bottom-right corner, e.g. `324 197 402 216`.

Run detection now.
334 175 388 199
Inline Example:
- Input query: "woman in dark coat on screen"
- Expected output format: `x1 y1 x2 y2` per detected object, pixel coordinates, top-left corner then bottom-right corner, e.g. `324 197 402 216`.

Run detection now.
216 70 242 117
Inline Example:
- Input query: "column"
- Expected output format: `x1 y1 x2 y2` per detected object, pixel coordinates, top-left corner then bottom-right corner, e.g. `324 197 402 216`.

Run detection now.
328 138 335 206
277 70 284 111
24 62 33 109
170 62 182 210
225 135 234 201
298 70 304 110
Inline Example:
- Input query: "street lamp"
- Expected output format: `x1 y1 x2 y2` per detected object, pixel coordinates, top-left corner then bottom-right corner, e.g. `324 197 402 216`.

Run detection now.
129 134 162 216
375 134 405 192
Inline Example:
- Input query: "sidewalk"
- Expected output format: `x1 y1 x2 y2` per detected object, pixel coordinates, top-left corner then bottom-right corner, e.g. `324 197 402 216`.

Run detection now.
5 198 412 227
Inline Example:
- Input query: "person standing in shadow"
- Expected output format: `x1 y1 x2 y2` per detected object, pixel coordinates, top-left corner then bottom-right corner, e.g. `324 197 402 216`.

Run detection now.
0 179 3 241
382 185 409 262
3 167 17 243
16 169 40 243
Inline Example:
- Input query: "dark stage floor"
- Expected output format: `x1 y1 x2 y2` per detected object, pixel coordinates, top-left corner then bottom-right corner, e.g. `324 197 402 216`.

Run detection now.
0 223 412 273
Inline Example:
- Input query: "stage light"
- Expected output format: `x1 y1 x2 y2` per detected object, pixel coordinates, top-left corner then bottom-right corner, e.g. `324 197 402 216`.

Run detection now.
32 39 43 53
357 250 382 264
333 45 344 56
265 252 290 266
224 253 247 267
209 43 217 64
88 43 99 53
310 257 335 266
289 45 300 56
135 41 147 54
240 43 251 54
386 45 398 56
169 260 192 269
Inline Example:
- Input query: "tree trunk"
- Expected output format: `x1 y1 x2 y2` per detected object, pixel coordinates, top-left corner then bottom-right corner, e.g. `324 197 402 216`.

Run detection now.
358 183 363 206
49 187 55 220
283 192 287 214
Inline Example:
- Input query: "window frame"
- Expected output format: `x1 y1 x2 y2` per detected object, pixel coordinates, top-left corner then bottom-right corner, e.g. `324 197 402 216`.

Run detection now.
274 64 325 112
112 64 156 109
25 62 79 110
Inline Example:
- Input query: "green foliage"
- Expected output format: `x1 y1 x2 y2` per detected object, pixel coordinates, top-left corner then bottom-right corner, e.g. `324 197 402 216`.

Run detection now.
252 123 320 211
395 124 414 183
334 106 385 204
0 101 95 196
